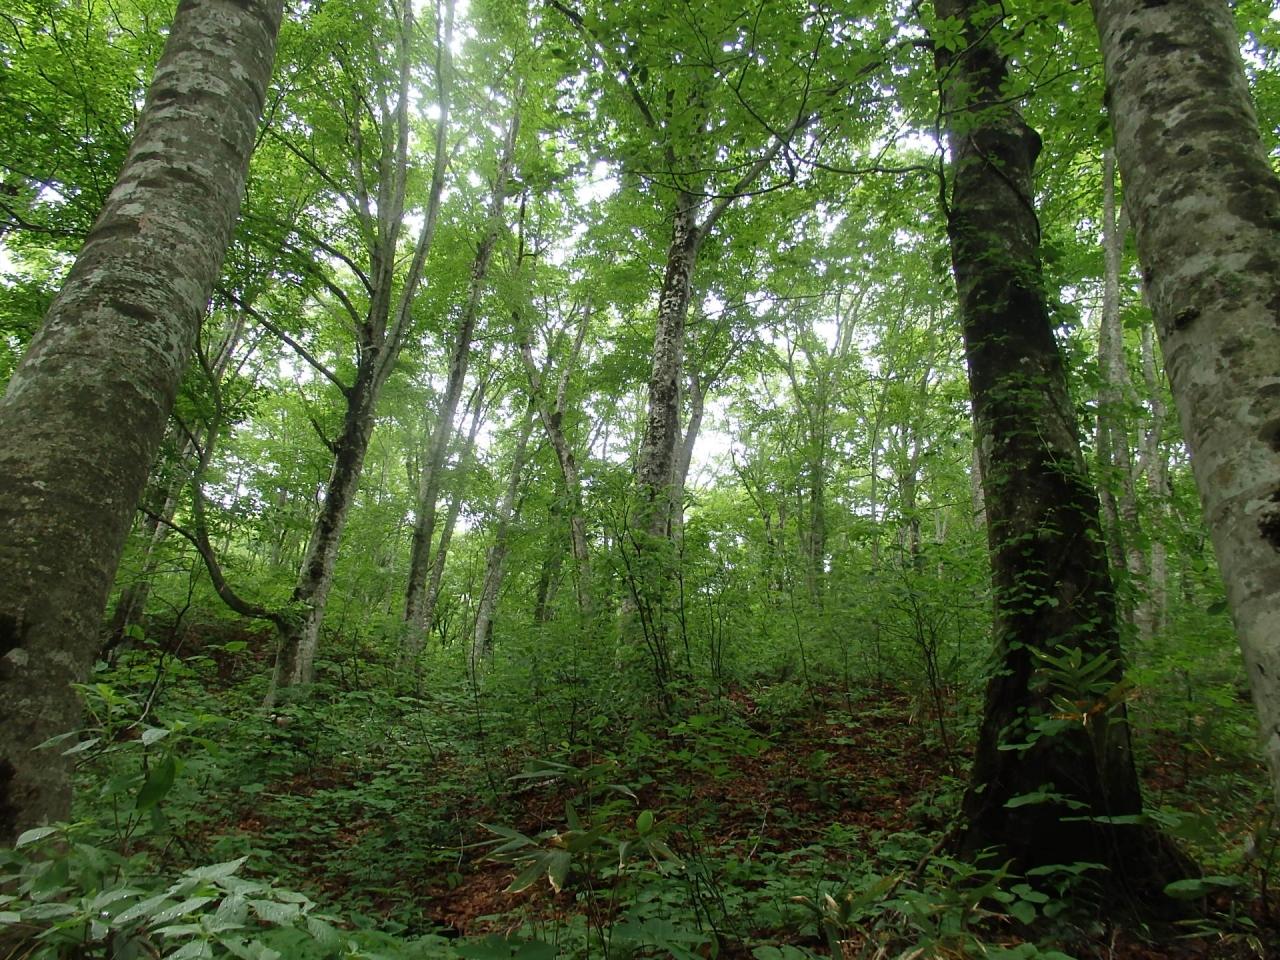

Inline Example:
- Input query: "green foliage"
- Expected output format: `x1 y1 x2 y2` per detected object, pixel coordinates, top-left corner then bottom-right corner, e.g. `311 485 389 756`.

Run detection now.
0 831 456 960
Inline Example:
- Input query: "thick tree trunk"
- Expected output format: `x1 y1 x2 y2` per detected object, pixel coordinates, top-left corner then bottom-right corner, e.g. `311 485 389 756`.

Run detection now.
933 0 1184 890
472 405 535 670
0 0 280 840
1092 0 1280 802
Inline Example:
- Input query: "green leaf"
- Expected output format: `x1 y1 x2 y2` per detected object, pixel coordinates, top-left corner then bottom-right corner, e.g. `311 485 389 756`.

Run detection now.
23 902 80 920
135 755 178 812
249 899 301 925
636 810 654 835
1163 876 1242 900
15 826 58 847
507 859 546 894
151 897 214 925
306 915 342 952
114 892 172 926
62 736 102 756
186 857 248 882
141 726 172 746
167 940 214 959
546 850 571 893
1007 898 1036 925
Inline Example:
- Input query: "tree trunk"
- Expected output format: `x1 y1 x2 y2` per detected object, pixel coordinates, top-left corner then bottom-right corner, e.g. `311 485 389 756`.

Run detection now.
932 0 1185 891
266 0 453 701
402 381 488 665
405 103 519 645
669 370 705 546
472 405 535 670
1137 325 1169 641
634 191 702 539
268 376 379 698
1096 149 1140 607
0 0 280 840
521 308 592 615
1092 0 1280 801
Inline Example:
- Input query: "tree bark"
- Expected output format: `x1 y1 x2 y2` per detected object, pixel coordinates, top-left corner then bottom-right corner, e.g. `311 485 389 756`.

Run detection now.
1096 149 1141 610
635 191 703 539
472 404 535 670
521 306 593 615
932 0 1185 890
0 0 281 840
266 0 454 701
404 102 519 647
1092 0 1280 801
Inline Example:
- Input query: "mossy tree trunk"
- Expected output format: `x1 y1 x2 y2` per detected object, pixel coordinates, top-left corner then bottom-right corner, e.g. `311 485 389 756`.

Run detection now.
1093 0 1280 806
932 0 1187 893
0 0 281 840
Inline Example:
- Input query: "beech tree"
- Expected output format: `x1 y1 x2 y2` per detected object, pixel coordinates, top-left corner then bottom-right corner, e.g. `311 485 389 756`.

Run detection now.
1093 0 1280 804
930 0 1184 886
0 0 282 839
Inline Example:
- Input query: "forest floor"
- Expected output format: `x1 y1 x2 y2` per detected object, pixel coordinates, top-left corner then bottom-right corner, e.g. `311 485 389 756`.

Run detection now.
183 648 1277 960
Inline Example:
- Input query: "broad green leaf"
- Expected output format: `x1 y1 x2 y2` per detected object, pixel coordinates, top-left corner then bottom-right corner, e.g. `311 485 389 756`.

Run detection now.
506 858 546 894
141 726 172 746
186 857 248 882
15 826 58 847
249 898 302 925
114 892 173 926
166 940 214 959
135 755 178 812
546 850 571 893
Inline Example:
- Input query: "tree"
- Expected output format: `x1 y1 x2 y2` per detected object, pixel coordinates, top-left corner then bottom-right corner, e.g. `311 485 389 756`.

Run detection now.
263 0 454 697
0 0 282 840
930 0 1185 890
1092 0 1280 805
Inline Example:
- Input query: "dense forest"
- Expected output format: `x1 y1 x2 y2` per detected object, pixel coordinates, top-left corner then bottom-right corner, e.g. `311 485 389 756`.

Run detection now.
2 0 1280 956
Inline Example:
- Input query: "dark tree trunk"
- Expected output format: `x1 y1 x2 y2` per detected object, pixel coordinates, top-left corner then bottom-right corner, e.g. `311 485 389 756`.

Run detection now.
931 0 1188 896
0 0 281 840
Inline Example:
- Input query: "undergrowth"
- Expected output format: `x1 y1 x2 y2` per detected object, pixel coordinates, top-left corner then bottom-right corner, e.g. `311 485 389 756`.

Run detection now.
1 616 1275 960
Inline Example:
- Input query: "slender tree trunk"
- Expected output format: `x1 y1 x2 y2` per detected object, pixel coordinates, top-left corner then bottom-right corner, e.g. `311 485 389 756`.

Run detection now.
635 191 702 539
268 375 379 697
405 104 519 645
0 0 280 840
472 405 535 669
1093 0 1280 802
266 0 453 701
1096 150 1139 592
1137 325 1169 641
521 309 592 614
421 395 487 647
932 0 1185 890
669 370 705 546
